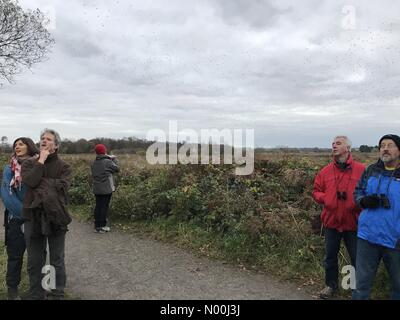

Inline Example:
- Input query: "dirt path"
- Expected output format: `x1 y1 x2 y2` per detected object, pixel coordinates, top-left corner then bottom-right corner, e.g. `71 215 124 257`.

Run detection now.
0 201 313 300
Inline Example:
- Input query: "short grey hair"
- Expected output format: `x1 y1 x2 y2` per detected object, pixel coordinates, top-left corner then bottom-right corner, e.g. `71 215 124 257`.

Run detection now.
334 135 352 150
40 128 61 148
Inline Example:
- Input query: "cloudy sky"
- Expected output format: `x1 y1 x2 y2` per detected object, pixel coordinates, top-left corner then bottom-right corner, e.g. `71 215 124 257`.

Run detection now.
1 0 400 148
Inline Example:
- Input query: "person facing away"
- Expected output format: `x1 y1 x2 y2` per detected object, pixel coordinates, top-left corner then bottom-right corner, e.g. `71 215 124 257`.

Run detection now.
0 137 39 300
312 136 365 299
21 128 72 300
352 134 400 300
91 144 119 233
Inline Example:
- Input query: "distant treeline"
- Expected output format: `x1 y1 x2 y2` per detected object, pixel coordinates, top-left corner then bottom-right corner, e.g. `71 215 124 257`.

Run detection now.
59 137 154 154
255 147 331 153
255 145 379 153
359 145 379 153
1 136 226 155
0 136 155 154
59 138 218 154
0 135 378 154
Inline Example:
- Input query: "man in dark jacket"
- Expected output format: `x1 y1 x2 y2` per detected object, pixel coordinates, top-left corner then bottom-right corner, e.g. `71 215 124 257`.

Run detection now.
312 136 365 299
21 129 71 300
352 134 400 300
91 144 119 233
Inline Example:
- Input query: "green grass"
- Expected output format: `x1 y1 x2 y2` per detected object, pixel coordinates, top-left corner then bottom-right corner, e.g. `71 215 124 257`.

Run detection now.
0 240 29 300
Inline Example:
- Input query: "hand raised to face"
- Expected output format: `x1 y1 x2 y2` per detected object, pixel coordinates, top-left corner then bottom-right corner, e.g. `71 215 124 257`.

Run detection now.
38 147 50 164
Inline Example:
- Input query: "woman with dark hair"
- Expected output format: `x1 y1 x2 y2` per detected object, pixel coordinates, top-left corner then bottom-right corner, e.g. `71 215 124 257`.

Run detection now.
1 137 38 300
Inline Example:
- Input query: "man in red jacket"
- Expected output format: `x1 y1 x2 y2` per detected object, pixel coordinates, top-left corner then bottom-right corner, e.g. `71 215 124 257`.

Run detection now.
312 136 365 299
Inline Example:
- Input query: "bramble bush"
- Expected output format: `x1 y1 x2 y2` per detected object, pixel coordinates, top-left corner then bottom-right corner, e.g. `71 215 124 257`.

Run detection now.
67 157 323 235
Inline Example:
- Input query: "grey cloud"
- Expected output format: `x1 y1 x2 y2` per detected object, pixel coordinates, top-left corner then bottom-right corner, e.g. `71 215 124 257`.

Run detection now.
210 0 291 30
61 37 103 59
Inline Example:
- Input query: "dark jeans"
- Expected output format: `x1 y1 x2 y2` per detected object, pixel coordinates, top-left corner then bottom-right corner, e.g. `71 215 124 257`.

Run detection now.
94 194 112 229
6 218 26 288
324 228 357 289
24 220 67 300
352 238 400 300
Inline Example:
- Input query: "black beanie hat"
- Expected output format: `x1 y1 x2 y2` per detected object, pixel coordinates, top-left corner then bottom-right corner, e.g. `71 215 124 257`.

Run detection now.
379 134 400 150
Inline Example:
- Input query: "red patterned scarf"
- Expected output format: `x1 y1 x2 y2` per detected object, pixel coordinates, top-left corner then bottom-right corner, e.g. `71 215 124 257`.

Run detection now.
10 155 22 190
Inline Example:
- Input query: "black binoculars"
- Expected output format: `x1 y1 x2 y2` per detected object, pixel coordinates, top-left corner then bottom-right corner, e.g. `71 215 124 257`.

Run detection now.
337 191 347 200
374 194 391 209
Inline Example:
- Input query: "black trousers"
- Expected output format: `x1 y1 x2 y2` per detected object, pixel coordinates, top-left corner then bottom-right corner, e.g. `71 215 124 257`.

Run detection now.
324 228 357 289
94 194 112 229
6 218 26 288
24 220 67 299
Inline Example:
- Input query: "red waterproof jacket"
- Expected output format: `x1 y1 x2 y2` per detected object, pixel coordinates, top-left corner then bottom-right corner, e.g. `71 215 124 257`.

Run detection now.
312 154 365 232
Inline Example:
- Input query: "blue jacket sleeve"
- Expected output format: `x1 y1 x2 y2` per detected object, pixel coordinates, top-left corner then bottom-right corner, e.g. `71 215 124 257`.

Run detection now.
353 167 369 207
1 166 24 218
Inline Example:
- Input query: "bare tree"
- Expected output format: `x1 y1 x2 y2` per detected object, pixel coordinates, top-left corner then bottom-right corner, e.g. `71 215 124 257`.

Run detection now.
1 135 11 152
0 0 55 84
1 135 8 145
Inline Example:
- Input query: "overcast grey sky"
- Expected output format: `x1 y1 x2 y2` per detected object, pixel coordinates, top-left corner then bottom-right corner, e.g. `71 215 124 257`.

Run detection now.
1 0 400 147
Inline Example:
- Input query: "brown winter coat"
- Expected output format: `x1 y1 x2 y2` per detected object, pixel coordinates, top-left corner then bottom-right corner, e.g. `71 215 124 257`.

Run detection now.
21 152 72 235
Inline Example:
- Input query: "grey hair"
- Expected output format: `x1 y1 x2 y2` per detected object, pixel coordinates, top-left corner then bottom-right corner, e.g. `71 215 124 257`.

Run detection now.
334 135 352 150
40 128 61 148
